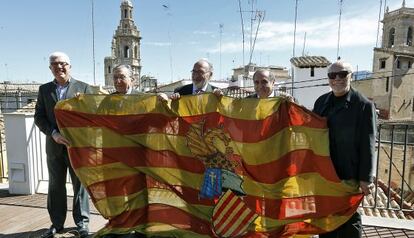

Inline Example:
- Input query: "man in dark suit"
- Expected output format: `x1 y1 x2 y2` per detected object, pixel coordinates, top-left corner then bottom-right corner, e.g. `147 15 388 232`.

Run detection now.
313 60 376 238
158 59 222 101
35 52 91 238
247 69 294 101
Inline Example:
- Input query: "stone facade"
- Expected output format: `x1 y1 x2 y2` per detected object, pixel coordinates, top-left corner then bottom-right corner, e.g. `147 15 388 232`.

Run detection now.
104 0 142 87
363 3 414 120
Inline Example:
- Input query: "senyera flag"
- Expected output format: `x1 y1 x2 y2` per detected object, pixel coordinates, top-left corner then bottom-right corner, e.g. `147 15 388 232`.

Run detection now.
55 93 363 238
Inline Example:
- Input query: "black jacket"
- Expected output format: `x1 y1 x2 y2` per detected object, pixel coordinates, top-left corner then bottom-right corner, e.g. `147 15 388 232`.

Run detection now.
313 88 376 183
174 83 216 95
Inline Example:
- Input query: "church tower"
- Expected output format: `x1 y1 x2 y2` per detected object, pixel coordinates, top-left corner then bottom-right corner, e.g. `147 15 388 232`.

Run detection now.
104 0 142 87
371 0 414 120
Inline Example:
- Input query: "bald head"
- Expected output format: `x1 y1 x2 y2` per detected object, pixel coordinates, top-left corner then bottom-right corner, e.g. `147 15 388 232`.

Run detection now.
192 59 213 89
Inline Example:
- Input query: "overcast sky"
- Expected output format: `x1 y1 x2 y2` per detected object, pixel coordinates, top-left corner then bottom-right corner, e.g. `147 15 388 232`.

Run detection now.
0 0 409 85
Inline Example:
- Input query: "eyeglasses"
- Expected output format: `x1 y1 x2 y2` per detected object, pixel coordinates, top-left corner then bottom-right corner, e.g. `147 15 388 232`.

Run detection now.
50 62 69 67
191 70 210 75
113 75 128 81
328 71 350 80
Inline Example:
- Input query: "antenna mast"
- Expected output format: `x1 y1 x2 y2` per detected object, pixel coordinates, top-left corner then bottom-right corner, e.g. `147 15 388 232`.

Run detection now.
219 24 223 80
91 0 96 85
293 0 298 57
336 0 343 59
376 0 383 47
238 0 245 66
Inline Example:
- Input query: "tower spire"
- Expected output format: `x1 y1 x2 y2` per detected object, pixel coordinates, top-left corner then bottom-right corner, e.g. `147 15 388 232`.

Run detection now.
403 0 406 8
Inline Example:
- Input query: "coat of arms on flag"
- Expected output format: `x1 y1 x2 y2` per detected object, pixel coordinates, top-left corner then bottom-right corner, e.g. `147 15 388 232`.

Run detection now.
186 120 255 236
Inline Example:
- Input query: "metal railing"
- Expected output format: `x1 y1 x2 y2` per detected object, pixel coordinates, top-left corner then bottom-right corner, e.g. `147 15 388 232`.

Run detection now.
361 122 414 220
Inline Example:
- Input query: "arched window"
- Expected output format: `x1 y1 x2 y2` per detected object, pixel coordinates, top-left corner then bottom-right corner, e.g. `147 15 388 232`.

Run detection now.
108 66 111 73
124 9 128 18
389 28 395 47
124 46 129 58
407 27 413 46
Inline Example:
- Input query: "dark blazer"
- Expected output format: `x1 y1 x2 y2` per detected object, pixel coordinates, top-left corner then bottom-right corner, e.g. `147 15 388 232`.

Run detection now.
312 88 376 183
174 83 216 95
110 88 141 95
35 78 91 154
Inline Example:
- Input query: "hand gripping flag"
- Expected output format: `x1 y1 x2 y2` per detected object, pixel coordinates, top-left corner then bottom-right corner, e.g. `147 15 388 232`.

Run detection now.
55 93 363 237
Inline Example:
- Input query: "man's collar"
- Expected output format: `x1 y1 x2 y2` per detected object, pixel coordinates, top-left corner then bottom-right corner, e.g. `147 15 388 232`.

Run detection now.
192 83 209 94
324 88 353 105
53 77 71 87
256 90 275 98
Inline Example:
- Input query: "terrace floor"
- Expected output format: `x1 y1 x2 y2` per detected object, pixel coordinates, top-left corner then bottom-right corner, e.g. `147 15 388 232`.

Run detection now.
1 184 414 238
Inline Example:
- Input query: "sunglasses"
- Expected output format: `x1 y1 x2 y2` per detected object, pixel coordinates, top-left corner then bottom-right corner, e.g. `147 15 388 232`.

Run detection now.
328 71 350 80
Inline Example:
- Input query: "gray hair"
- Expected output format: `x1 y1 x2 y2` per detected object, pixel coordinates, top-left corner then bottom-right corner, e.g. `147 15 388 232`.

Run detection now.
195 58 213 72
253 68 276 82
49 52 71 65
328 60 353 73
113 64 134 80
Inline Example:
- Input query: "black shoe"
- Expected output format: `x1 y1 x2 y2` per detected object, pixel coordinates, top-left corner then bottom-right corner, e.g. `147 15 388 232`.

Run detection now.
40 226 63 238
77 227 89 238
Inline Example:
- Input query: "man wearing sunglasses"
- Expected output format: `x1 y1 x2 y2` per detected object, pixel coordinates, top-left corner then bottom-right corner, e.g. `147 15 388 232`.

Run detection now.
313 60 376 238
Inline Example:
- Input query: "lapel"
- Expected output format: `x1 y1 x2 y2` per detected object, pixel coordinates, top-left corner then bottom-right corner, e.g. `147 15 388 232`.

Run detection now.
48 82 58 103
65 78 77 99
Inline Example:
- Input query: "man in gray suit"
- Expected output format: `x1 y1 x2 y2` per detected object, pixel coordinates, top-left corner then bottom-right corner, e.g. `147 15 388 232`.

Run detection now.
35 52 91 238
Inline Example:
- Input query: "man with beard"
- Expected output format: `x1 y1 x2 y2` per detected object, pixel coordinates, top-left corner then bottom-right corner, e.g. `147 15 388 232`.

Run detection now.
313 60 376 238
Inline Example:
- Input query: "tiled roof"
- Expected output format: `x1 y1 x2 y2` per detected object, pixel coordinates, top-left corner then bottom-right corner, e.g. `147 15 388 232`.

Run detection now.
359 179 414 220
290 56 331 68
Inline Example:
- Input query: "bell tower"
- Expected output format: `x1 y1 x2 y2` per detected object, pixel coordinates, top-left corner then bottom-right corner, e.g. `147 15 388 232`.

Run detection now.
104 0 142 87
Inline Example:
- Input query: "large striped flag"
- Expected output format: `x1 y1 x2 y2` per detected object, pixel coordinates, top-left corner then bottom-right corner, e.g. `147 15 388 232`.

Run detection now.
55 93 363 237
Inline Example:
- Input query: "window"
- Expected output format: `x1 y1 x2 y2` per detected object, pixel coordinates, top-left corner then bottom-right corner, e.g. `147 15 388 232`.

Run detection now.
124 9 127 18
389 28 395 48
409 61 412 69
108 66 111 73
407 27 413 46
386 77 389 92
397 60 401 69
124 46 129 58
310 67 315 77
380 59 386 69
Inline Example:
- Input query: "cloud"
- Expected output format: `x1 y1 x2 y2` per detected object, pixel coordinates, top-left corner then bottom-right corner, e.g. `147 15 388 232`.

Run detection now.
193 30 214 35
209 8 378 53
143 42 172 47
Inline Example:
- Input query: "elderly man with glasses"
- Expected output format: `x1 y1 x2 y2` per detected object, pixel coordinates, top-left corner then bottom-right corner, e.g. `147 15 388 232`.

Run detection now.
158 59 223 101
312 60 376 238
35 52 91 238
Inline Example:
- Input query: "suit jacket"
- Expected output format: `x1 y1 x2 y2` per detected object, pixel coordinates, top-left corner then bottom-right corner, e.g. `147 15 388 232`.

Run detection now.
174 83 216 96
110 88 141 95
34 78 91 155
312 88 376 183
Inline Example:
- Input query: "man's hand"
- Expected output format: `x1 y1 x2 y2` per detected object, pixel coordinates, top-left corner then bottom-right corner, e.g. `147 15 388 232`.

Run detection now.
213 88 224 97
157 93 169 103
360 181 373 196
169 92 181 101
52 132 71 147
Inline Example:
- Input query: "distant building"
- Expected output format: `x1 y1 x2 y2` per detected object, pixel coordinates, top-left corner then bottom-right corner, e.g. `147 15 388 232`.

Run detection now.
229 63 289 89
104 0 142 88
354 2 414 120
290 56 331 109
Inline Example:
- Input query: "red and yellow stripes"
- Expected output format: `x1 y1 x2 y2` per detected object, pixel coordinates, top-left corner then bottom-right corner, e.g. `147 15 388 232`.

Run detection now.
55 94 363 237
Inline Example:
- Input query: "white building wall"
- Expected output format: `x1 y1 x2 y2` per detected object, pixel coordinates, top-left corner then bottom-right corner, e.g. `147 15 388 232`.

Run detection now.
292 66 331 109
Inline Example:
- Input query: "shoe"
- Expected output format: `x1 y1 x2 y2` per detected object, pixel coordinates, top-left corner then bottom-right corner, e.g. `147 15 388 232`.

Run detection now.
40 226 63 238
77 227 89 238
